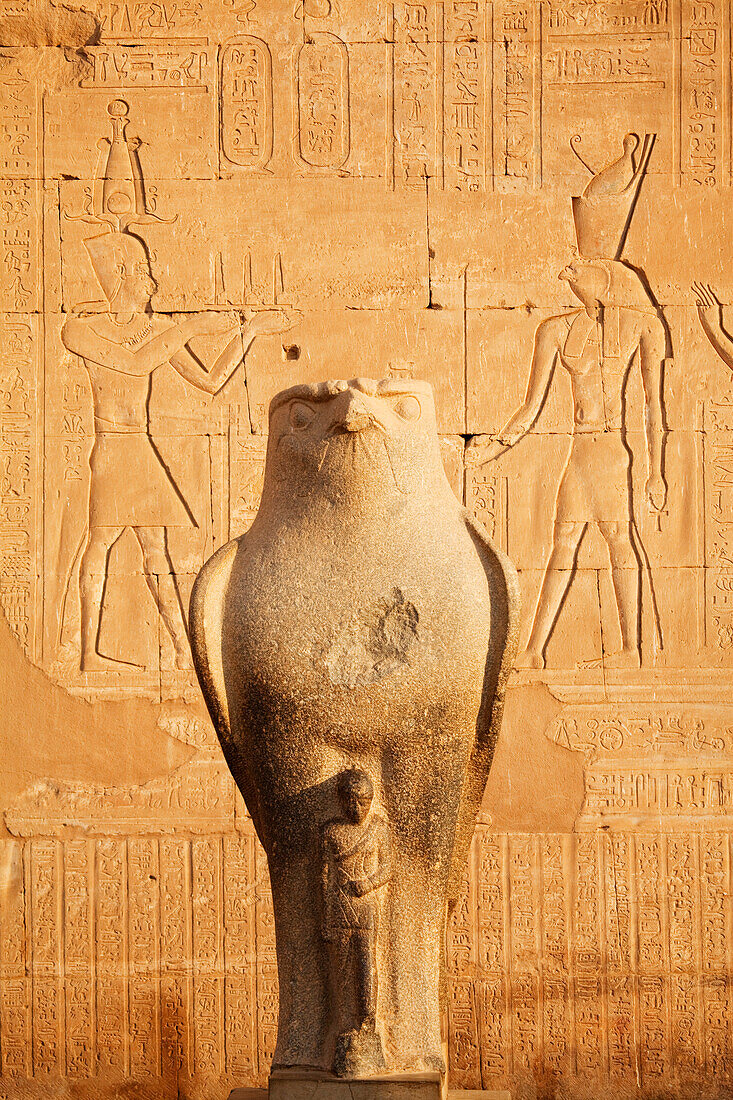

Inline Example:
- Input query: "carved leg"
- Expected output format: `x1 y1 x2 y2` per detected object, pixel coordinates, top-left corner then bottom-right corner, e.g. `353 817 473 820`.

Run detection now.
79 525 124 671
356 926 378 1024
334 928 385 1078
519 520 587 667
133 526 190 668
598 521 641 667
328 931 354 1034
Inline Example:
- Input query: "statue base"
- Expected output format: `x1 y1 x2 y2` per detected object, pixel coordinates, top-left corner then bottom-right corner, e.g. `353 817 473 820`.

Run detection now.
227 1080 512 1100
267 1069 442 1100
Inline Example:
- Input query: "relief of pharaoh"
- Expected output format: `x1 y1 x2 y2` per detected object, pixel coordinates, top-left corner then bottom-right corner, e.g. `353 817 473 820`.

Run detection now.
61 229 291 671
470 133 668 669
189 378 520 1080
59 98 295 672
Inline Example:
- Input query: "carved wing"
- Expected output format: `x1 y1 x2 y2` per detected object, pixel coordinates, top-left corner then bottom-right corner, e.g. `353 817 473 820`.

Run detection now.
188 537 240 748
449 509 521 898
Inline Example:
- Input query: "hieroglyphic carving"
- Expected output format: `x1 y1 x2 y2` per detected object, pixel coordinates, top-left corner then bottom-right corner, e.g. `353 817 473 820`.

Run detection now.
254 841 278 1076
550 708 733 827
507 836 538 1073
493 2 539 187
446 858 480 1088
634 836 666 1079
223 834 258 1076
602 833 635 1078
443 1 486 191
466 467 508 552
127 838 160 1073
701 399 733 648
99 1 205 37
544 38 659 85
584 767 733 820
680 0 727 186
30 841 63 1073
60 367 88 485
95 839 127 1068
0 45 38 660
0 318 36 653
220 37 273 170
82 44 212 89
4 759 237 835
550 709 733 757
192 837 223 1072
546 0 670 32
0 54 38 313
391 2 438 186
159 838 192 1071
572 833 603 1076
294 32 350 172
666 835 703 1076
0 842 30 1076
540 836 570 1074
228 422 267 534
699 833 731 1076
1 827 733 1086
476 833 508 1085
63 841 93 1075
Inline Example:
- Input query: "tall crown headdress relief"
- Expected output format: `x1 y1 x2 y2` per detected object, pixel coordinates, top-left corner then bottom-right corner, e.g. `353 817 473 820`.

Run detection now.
65 100 178 309
66 99 175 232
569 131 655 259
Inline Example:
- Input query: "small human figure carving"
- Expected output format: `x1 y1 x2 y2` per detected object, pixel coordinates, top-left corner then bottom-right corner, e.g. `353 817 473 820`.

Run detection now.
321 768 391 1077
693 282 733 373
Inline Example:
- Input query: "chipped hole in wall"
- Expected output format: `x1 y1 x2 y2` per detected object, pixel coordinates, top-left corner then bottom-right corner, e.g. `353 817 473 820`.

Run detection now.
283 344 301 361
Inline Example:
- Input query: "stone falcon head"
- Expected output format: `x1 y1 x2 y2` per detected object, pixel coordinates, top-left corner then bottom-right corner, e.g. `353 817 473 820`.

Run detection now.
263 377 445 502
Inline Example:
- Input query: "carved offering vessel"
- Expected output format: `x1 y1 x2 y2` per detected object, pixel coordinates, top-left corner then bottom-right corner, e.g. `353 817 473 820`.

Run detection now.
190 378 519 1094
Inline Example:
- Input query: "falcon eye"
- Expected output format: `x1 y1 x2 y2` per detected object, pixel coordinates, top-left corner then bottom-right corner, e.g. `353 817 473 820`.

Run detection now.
289 401 315 431
393 395 421 422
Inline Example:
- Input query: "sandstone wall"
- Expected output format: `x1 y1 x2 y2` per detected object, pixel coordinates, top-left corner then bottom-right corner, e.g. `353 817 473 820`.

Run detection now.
1 0 732 1096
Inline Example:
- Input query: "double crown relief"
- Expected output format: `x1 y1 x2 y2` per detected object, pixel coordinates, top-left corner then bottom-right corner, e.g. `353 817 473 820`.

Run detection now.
469 132 669 671
59 100 296 676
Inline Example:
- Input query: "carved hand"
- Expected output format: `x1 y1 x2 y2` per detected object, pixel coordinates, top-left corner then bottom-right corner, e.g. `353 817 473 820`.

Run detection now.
498 418 530 446
645 473 667 512
465 436 507 467
246 309 301 337
692 282 722 331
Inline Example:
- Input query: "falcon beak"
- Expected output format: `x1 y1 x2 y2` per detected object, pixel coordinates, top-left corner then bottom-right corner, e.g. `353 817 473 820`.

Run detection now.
342 407 373 433
331 394 377 434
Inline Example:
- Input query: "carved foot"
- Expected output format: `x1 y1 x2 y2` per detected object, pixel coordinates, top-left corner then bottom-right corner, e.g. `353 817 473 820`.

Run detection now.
173 644 193 670
515 648 545 670
603 648 641 670
333 1021 386 1079
81 651 140 673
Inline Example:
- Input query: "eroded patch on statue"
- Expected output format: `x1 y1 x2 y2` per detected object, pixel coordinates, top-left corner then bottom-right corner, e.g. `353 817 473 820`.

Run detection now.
321 588 420 689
